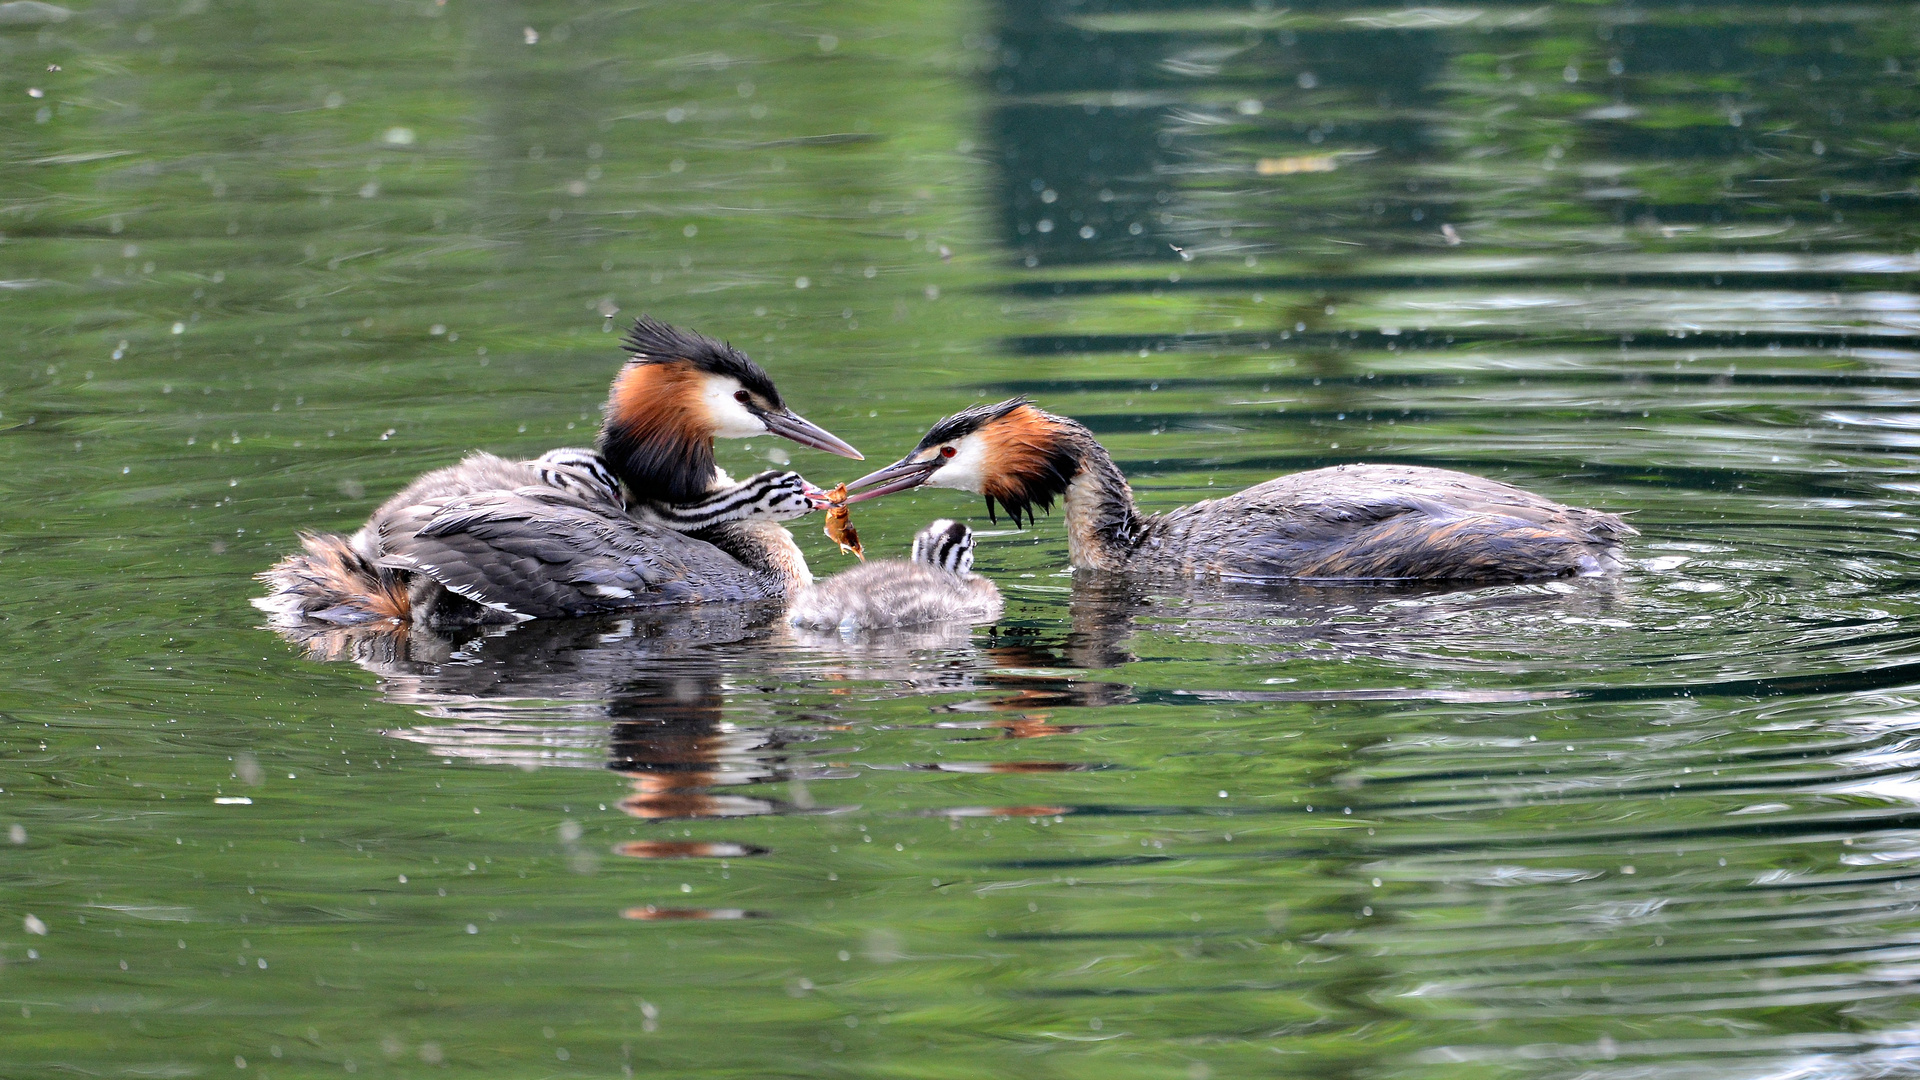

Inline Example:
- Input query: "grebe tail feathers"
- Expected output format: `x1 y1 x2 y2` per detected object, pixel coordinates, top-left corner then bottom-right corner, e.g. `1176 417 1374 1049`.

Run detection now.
253 531 411 627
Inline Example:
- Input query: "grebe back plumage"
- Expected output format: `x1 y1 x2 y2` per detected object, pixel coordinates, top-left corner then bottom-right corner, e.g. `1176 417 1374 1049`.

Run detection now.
258 456 822 627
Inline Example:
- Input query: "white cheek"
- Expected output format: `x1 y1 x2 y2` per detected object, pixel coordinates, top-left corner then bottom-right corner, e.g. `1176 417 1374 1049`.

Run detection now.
928 435 988 492
701 375 769 439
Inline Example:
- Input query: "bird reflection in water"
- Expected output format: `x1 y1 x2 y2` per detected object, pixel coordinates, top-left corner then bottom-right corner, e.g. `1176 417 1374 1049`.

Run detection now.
336 604 786 772
604 663 853 823
259 600 1134 780
932 712 1092 740
789 623 1126 765
264 570 1624 769
613 841 767 859
257 567 1622 918
1057 571 1632 682
620 905 756 921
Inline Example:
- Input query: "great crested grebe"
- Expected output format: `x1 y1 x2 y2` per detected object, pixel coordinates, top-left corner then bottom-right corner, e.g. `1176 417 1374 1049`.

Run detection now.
788 519 1004 632
845 398 1635 583
256 318 862 628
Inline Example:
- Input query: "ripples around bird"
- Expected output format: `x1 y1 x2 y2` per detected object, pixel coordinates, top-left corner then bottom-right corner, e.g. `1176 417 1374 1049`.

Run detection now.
8 0 1920 1075
277 496 1920 1076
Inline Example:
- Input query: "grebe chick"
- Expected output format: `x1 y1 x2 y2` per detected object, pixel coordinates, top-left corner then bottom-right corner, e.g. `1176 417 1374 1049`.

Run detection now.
788 519 1003 633
846 399 1635 584
257 318 861 628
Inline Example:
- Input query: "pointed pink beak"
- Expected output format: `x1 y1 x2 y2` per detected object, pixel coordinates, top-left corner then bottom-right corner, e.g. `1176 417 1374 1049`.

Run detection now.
841 455 942 503
762 409 863 461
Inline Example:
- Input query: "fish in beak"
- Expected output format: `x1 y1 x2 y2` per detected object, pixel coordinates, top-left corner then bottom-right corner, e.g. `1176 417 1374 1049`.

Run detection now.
801 479 835 510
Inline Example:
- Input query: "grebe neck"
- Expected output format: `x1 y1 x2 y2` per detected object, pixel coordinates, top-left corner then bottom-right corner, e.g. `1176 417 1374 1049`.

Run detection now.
1054 427 1149 572
691 519 813 591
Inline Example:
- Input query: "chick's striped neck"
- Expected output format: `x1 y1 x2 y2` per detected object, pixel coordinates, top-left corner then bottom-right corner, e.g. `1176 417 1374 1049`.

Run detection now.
639 470 813 533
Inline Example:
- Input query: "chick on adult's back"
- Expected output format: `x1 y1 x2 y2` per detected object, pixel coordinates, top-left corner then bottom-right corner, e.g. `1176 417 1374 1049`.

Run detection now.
788 520 1003 632
256 318 863 629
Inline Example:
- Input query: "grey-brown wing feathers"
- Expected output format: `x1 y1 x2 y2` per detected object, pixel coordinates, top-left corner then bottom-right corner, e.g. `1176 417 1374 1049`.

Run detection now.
379 489 775 619
1153 464 1636 582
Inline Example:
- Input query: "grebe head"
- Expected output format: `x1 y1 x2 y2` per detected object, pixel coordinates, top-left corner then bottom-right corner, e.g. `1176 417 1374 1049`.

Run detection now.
532 447 624 505
844 398 1077 526
600 317 861 503
910 519 975 575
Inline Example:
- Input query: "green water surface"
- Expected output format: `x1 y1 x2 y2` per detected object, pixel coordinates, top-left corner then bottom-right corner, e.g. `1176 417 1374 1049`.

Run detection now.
5 1 1920 1077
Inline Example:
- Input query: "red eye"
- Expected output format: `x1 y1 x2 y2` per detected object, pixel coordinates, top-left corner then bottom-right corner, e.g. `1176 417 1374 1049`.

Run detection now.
734 390 751 404
940 445 957 458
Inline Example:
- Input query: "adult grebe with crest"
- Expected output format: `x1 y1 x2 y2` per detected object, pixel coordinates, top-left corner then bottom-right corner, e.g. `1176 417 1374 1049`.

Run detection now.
256 318 863 628
844 398 1633 583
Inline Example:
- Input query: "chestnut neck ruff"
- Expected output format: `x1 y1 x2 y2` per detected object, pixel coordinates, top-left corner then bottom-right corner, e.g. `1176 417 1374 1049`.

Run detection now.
600 361 716 505
600 317 786 504
966 404 1149 566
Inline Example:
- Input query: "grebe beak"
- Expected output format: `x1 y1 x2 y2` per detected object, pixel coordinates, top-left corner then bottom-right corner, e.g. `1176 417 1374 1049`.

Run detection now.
842 454 941 503
802 480 835 510
761 408 864 461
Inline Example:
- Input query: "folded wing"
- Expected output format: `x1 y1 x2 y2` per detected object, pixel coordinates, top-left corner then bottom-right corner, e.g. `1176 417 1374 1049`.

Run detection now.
1160 464 1637 582
378 486 779 620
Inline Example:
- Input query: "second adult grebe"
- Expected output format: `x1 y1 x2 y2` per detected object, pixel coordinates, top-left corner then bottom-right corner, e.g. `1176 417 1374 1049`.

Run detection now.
845 399 1634 583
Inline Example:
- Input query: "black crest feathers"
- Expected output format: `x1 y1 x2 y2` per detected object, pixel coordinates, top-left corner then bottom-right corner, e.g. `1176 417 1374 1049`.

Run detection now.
602 317 785 503
913 398 1031 454
620 316 782 407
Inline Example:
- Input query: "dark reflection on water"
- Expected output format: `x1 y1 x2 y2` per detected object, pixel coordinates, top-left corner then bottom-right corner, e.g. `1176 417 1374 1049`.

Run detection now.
277 551 1920 1075
6 0 1920 1076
